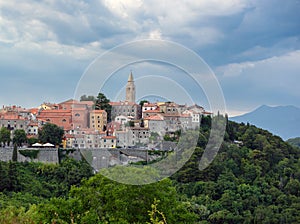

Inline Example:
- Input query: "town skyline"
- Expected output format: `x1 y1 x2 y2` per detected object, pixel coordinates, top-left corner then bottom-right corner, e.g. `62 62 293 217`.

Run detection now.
1 1 300 116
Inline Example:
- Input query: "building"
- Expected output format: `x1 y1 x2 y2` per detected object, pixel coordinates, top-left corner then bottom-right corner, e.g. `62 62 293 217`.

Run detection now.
110 72 141 120
107 121 122 136
110 101 141 120
159 102 180 115
142 109 161 119
142 102 158 112
89 110 107 132
144 114 166 136
27 121 39 136
115 115 131 126
37 109 72 130
126 72 136 103
182 109 201 129
0 111 29 131
59 99 94 129
100 136 117 148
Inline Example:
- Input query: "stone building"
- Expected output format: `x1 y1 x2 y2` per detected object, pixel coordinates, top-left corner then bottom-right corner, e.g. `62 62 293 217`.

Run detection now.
110 72 141 120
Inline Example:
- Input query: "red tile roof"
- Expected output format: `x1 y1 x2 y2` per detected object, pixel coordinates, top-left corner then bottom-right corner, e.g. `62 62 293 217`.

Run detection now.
102 136 117 139
144 115 164 121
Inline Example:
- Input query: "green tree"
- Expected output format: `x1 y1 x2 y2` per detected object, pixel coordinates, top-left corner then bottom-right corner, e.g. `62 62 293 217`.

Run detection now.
139 100 149 107
7 161 19 192
38 123 64 146
13 129 27 147
80 94 96 102
27 137 39 146
12 144 18 162
94 92 112 122
0 127 11 147
0 162 9 191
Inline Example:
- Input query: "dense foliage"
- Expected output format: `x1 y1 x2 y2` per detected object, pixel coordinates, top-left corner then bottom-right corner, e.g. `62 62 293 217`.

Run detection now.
13 129 27 147
0 159 92 214
94 92 112 122
0 127 11 146
0 117 300 223
38 123 64 146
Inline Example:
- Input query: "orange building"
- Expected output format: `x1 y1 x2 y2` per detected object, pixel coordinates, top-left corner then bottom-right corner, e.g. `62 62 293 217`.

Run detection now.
37 109 72 130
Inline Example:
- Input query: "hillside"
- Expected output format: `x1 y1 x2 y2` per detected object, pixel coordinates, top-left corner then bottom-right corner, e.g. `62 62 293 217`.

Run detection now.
0 117 300 223
230 105 300 140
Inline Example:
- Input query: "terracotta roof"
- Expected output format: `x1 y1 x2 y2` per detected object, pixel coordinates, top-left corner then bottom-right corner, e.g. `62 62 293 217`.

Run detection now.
143 110 161 113
144 115 164 121
102 136 117 139
1 114 24 120
203 111 213 115
39 109 72 113
28 121 38 126
29 108 39 114
65 134 75 138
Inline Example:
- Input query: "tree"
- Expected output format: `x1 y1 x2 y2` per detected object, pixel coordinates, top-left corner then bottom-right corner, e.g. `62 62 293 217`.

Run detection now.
94 92 112 121
27 137 39 146
139 100 149 107
13 129 27 147
0 127 11 147
80 94 96 102
38 123 64 146
0 162 9 191
12 144 18 162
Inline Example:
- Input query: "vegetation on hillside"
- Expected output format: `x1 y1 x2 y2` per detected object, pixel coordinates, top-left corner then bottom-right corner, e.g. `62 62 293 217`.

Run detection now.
0 116 300 223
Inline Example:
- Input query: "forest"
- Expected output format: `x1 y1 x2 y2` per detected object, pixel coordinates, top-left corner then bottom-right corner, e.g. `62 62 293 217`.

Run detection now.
0 116 300 223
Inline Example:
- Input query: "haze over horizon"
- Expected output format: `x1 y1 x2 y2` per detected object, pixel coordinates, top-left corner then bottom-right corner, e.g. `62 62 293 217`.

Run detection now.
1 1 300 116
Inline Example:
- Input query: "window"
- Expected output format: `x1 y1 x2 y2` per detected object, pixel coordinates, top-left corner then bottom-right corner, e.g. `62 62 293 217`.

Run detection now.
62 119 66 122
75 113 80 117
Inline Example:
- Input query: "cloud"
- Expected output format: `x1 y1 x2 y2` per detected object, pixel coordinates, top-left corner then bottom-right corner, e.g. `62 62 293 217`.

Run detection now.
216 50 300 109
0 0 300 113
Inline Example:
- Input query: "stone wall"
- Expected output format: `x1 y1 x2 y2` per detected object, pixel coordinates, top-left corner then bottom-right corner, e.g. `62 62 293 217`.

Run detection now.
0 148 59 164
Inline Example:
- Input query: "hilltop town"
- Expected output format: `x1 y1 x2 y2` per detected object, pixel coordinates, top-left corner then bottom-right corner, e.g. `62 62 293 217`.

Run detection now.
0 72 212 150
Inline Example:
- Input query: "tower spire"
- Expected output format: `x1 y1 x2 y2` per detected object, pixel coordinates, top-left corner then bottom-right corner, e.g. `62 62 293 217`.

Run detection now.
128 70 133 82
126 71 136 103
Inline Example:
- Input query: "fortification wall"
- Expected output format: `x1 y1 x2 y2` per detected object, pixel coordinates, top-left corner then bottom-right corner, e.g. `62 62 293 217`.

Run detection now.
0 148 58 164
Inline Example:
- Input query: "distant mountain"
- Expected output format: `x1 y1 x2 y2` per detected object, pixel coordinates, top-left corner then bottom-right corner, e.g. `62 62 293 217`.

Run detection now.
230 105 300 140
287 137 300 148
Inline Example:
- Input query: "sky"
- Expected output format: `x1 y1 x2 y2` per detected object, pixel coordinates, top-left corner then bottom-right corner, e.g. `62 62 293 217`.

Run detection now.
0 0 300 116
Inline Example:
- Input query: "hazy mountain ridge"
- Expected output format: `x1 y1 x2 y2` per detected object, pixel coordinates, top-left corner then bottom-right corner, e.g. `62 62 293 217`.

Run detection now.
230 105 300 140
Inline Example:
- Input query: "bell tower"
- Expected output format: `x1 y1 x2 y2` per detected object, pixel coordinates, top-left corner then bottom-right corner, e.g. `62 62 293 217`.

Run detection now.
126 71 136 103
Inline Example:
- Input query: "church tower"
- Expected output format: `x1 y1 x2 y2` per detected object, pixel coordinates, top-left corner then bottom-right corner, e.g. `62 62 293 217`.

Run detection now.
126 71 136 103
